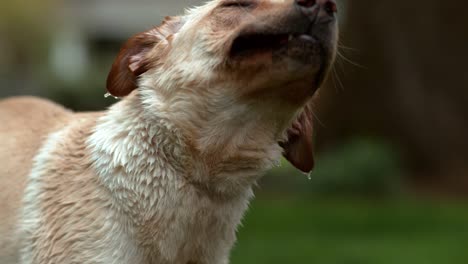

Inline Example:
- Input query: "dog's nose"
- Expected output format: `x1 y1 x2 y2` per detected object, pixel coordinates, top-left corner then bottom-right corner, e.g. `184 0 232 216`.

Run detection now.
296 0 338 18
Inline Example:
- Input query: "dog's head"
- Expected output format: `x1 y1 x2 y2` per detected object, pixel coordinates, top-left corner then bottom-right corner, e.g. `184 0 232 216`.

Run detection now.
107 0 338 173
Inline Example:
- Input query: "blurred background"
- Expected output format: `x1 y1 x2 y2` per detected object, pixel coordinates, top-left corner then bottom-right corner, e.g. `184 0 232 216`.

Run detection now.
1 0 467 263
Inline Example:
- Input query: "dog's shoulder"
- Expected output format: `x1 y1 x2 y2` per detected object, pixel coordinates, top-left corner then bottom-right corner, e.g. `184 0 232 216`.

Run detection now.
0 96 74 262
0 96 72 125
0 96 74 159
0 96 76 148
0 96 73 159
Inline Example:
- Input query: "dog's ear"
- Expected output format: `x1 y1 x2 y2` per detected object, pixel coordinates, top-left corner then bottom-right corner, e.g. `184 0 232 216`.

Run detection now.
280 100 315 173
106 17 184 97
106 32 156 97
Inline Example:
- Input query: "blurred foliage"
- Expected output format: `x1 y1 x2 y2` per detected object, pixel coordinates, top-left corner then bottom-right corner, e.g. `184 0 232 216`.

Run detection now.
0 0 55 35
0 0 56 96
264 138 404 197
45 63 116 111
231 198 468 264
309 139 403 197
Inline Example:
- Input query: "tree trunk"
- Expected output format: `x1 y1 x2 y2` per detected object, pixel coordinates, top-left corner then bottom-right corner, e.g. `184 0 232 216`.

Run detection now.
317 0 468 194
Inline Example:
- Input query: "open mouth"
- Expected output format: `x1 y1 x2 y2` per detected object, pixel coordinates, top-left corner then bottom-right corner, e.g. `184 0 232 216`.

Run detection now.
230 33 317 58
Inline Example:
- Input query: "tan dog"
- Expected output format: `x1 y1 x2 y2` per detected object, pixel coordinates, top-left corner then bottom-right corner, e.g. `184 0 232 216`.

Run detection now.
0 0 338 263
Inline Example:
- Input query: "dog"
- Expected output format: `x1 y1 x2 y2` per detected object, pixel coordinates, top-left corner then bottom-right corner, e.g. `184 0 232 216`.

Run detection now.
0 0 338 263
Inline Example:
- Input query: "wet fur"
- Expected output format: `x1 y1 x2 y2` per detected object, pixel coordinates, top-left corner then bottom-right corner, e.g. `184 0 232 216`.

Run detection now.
0 0 337 263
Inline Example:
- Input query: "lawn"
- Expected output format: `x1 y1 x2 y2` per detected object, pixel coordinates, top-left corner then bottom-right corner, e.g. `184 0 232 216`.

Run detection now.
231 197 468 264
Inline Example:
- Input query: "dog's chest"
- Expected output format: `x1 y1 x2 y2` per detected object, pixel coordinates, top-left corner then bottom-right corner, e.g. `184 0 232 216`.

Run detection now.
110 181 252 264
87 104 265 263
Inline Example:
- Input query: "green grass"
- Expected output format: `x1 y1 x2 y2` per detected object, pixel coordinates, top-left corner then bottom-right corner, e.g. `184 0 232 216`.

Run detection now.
231 197 468 264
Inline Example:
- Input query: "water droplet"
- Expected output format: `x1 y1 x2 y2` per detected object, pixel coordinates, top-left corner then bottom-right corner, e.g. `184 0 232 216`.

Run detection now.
303 172 312 181
274 160 281 168
104 93 120 100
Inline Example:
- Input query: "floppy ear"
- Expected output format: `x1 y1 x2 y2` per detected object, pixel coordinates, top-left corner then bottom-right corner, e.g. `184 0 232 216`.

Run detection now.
280 100 315 173
106 31 158 97
106 16 183 97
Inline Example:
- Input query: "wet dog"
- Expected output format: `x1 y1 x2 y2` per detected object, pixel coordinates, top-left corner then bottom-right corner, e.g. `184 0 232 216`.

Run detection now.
0 0 338 263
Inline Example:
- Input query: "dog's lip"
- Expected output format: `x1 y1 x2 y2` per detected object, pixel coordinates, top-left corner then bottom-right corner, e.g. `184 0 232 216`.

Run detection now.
229 30 318 58
235 28 318 41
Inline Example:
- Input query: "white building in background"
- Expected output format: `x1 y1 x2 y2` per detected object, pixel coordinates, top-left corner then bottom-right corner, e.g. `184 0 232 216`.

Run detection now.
51 0 202 83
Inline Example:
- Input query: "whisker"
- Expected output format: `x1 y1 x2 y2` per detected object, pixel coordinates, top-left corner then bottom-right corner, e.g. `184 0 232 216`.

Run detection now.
310 106 327 129
337 41 359 51
337 50 366 69
332 66 345 92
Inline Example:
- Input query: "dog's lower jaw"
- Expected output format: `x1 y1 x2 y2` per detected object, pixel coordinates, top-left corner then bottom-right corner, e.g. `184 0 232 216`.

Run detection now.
85 92 276 263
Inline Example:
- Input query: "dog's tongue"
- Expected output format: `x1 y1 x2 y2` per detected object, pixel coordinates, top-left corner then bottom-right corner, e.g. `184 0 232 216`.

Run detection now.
280 103 315 173
281 130 315 173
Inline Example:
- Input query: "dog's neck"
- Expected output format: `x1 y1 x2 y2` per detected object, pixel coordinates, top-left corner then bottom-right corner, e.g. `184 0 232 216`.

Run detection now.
88 88 286 198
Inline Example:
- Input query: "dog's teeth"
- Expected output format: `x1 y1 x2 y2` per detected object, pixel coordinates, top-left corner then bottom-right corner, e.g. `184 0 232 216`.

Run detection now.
299 34 316 42
288 35 293 41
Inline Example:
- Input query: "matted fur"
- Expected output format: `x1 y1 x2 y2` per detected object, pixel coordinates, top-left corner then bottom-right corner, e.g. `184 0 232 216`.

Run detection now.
0 0 338 263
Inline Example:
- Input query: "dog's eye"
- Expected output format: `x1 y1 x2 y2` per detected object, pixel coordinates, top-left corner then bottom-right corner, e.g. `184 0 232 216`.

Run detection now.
221 0 255 8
